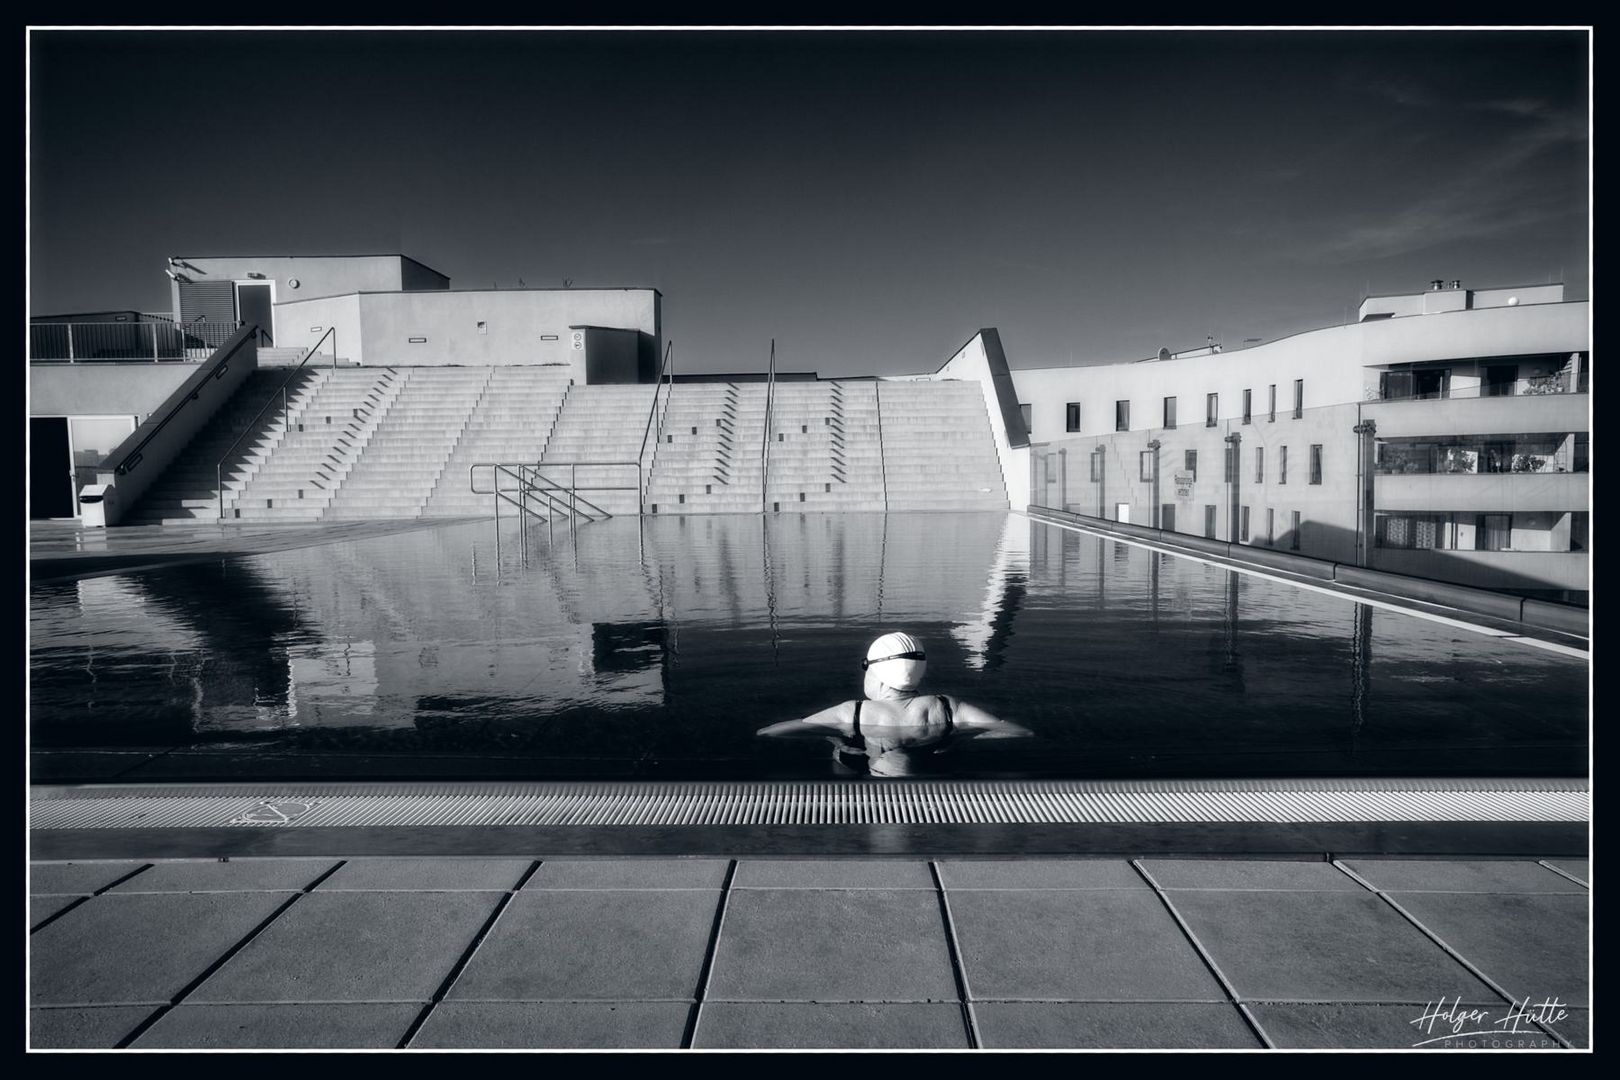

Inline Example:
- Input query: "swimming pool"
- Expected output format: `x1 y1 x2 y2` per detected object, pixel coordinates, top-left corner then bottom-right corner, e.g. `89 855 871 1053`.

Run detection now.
28 513 1587 783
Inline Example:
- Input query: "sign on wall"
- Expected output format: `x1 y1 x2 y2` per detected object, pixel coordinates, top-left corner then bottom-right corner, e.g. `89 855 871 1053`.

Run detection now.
571 331 585 351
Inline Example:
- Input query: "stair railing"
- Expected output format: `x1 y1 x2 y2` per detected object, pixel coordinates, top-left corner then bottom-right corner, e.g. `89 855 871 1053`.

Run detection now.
637 341 675 512
216 326 335 520
760 339 776 509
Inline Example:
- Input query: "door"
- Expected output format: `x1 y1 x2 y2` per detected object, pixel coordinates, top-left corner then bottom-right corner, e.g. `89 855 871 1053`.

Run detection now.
235 282 274 344
1160 504 1175 533
30 417 74 519
1114 502 1131 524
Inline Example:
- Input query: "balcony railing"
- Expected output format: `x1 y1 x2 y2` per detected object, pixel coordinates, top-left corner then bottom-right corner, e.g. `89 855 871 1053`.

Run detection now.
30 320 242 362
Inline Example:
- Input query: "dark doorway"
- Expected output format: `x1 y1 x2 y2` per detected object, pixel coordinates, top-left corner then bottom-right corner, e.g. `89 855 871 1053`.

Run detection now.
236 283 274 344
31 417 74 518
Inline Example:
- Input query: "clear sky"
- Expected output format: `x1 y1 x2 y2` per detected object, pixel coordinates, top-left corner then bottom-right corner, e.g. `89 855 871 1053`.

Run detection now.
28 29 1589 375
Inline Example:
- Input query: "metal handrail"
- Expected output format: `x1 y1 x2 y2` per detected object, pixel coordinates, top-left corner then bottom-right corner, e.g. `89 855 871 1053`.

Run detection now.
215 326 336 519
637 341 675 509
106 327 256 482
760 338 776 508
471 459 637 520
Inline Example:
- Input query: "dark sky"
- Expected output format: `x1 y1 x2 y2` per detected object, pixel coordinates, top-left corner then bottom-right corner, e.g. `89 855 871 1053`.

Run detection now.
28 29 1589 375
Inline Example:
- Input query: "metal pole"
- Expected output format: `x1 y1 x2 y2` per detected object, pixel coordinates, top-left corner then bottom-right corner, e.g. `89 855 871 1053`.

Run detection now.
217 462 224 520
152 322 159 361
66 323 74 362
1224 432 1241 543
1148 439 1161 530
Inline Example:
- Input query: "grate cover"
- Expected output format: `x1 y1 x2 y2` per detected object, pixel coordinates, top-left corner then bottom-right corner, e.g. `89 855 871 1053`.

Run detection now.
29 779 1589 830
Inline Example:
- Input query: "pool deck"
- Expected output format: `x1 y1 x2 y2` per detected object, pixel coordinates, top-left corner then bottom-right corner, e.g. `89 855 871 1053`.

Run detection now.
28 853 1590 1051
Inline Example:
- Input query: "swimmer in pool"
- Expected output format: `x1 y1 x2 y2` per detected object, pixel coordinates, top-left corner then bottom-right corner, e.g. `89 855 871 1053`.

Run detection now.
756 632 1031 777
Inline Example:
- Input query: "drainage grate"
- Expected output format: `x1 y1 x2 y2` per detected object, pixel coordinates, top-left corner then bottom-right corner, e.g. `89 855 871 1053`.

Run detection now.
29 779 1589 830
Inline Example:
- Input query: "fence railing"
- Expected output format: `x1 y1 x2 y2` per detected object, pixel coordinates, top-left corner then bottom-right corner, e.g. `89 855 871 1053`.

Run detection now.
31 320 243 362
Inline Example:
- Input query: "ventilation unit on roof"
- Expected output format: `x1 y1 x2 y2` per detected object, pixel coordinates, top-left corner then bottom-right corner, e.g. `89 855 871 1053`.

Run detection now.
1158 347 1172 362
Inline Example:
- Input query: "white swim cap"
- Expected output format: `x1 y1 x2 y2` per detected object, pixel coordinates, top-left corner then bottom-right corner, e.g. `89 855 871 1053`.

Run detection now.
863 632 927 695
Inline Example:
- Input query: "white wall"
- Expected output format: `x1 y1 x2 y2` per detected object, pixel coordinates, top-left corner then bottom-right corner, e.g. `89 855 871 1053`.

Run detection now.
907 331 1029 509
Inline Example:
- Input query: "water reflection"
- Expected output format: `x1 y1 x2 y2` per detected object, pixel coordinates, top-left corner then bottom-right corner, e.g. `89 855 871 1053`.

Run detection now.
28 511 1587 781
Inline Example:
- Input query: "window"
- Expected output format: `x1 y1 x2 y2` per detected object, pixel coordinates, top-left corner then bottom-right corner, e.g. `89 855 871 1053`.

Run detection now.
1065 402 1081 433
1254 447 1264 483
1293 379 1304 418
1477 514 1511 552
1242 389 1252 425
1020 404 1033 433
1139 451 1154 482
1291 510 1301 550
1376 513 1454 550
1089 450 1103 483
1206 393 1218 427
1162 505 1176 533
1309 444 1323 485
1279 446 1288 484
1571 511 1588 552
1268 384 1276 422
1266 508 1275 545
1115 400 1130 432
1163 396 1177 430
1224 446 1237 483
1204 504 1217 539
1240 506 1250 542
1184 450 1198 480
1483 365 1519 397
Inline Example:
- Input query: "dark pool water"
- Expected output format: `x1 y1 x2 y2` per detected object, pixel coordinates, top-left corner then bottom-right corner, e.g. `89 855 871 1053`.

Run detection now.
29 513 1588 782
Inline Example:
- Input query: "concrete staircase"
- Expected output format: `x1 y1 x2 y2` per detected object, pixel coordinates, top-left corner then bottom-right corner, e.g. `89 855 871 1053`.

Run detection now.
422 366 576 518
323 368 493 520
764 381 887 512
645 383 767 514
876 379 1008 511
225 369 406 521
123 368 329 525
537 383 659 516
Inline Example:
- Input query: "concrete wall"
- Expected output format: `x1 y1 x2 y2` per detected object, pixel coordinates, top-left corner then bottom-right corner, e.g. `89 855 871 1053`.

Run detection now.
1011 300 1590 446
175 255 418 302
30 364 195 419
271 294 365 365
90 327 260 525
1372 548 1588 593
351 289 659 373
1362 391 1588 440
1376 473 1587 515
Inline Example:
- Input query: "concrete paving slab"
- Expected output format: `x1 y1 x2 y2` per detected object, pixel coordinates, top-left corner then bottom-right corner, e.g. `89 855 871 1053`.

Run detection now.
28 1006 156 1049
108 859 337 893
316 858 529 891
31 892 295 1005
975 1002 1260 1049
448 890 719 1001
707 889 958 1002
1343 859 1587 893
412 1002 692 1048
30 894 81 929
189 891 499 1003
1252 1002 1564 1049
1141 858 1361 891
131 1003 422 1048
1390 891 1589 1007
949 889 1223 1002
937 859 1143 890
734 860 934 889
1167 891 1502 1003
523 859 729 890
693 1002 969 1048
1543 859 1589 886
30 861 146 895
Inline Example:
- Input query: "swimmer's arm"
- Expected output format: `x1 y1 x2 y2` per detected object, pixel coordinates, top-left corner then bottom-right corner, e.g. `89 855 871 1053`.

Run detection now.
947 699 1032 739
756 703 854 738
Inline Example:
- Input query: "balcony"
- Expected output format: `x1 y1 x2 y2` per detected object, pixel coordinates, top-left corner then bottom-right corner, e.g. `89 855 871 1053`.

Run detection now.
1375 472 1587 514
30 319 242 363
1362 392 1588 440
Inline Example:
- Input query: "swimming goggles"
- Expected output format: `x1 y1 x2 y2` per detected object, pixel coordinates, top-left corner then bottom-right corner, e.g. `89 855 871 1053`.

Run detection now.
862 651 926 670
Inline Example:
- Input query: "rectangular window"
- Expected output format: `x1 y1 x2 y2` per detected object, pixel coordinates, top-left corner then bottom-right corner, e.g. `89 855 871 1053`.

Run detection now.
1240 505 1250 542
1254 447 1264 484
1291 510 1302 550
1163 396 1177 429
1477 514 1511 552
1571 511 1588 552
1206 393 1218 427
1162 505 1176 533
1204 504 1217 539
1279 446 1288 484
1293 379 1304 418
1020 403 1033 432
1065 402 1081 433
1242 389 1252 425
1185 450 1198 480
1115 400 1130 432
1268 384 1276 422
1224 446 1237 483
1309 444 1323 485
1266 508 1275 545
1139 451 1154 482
